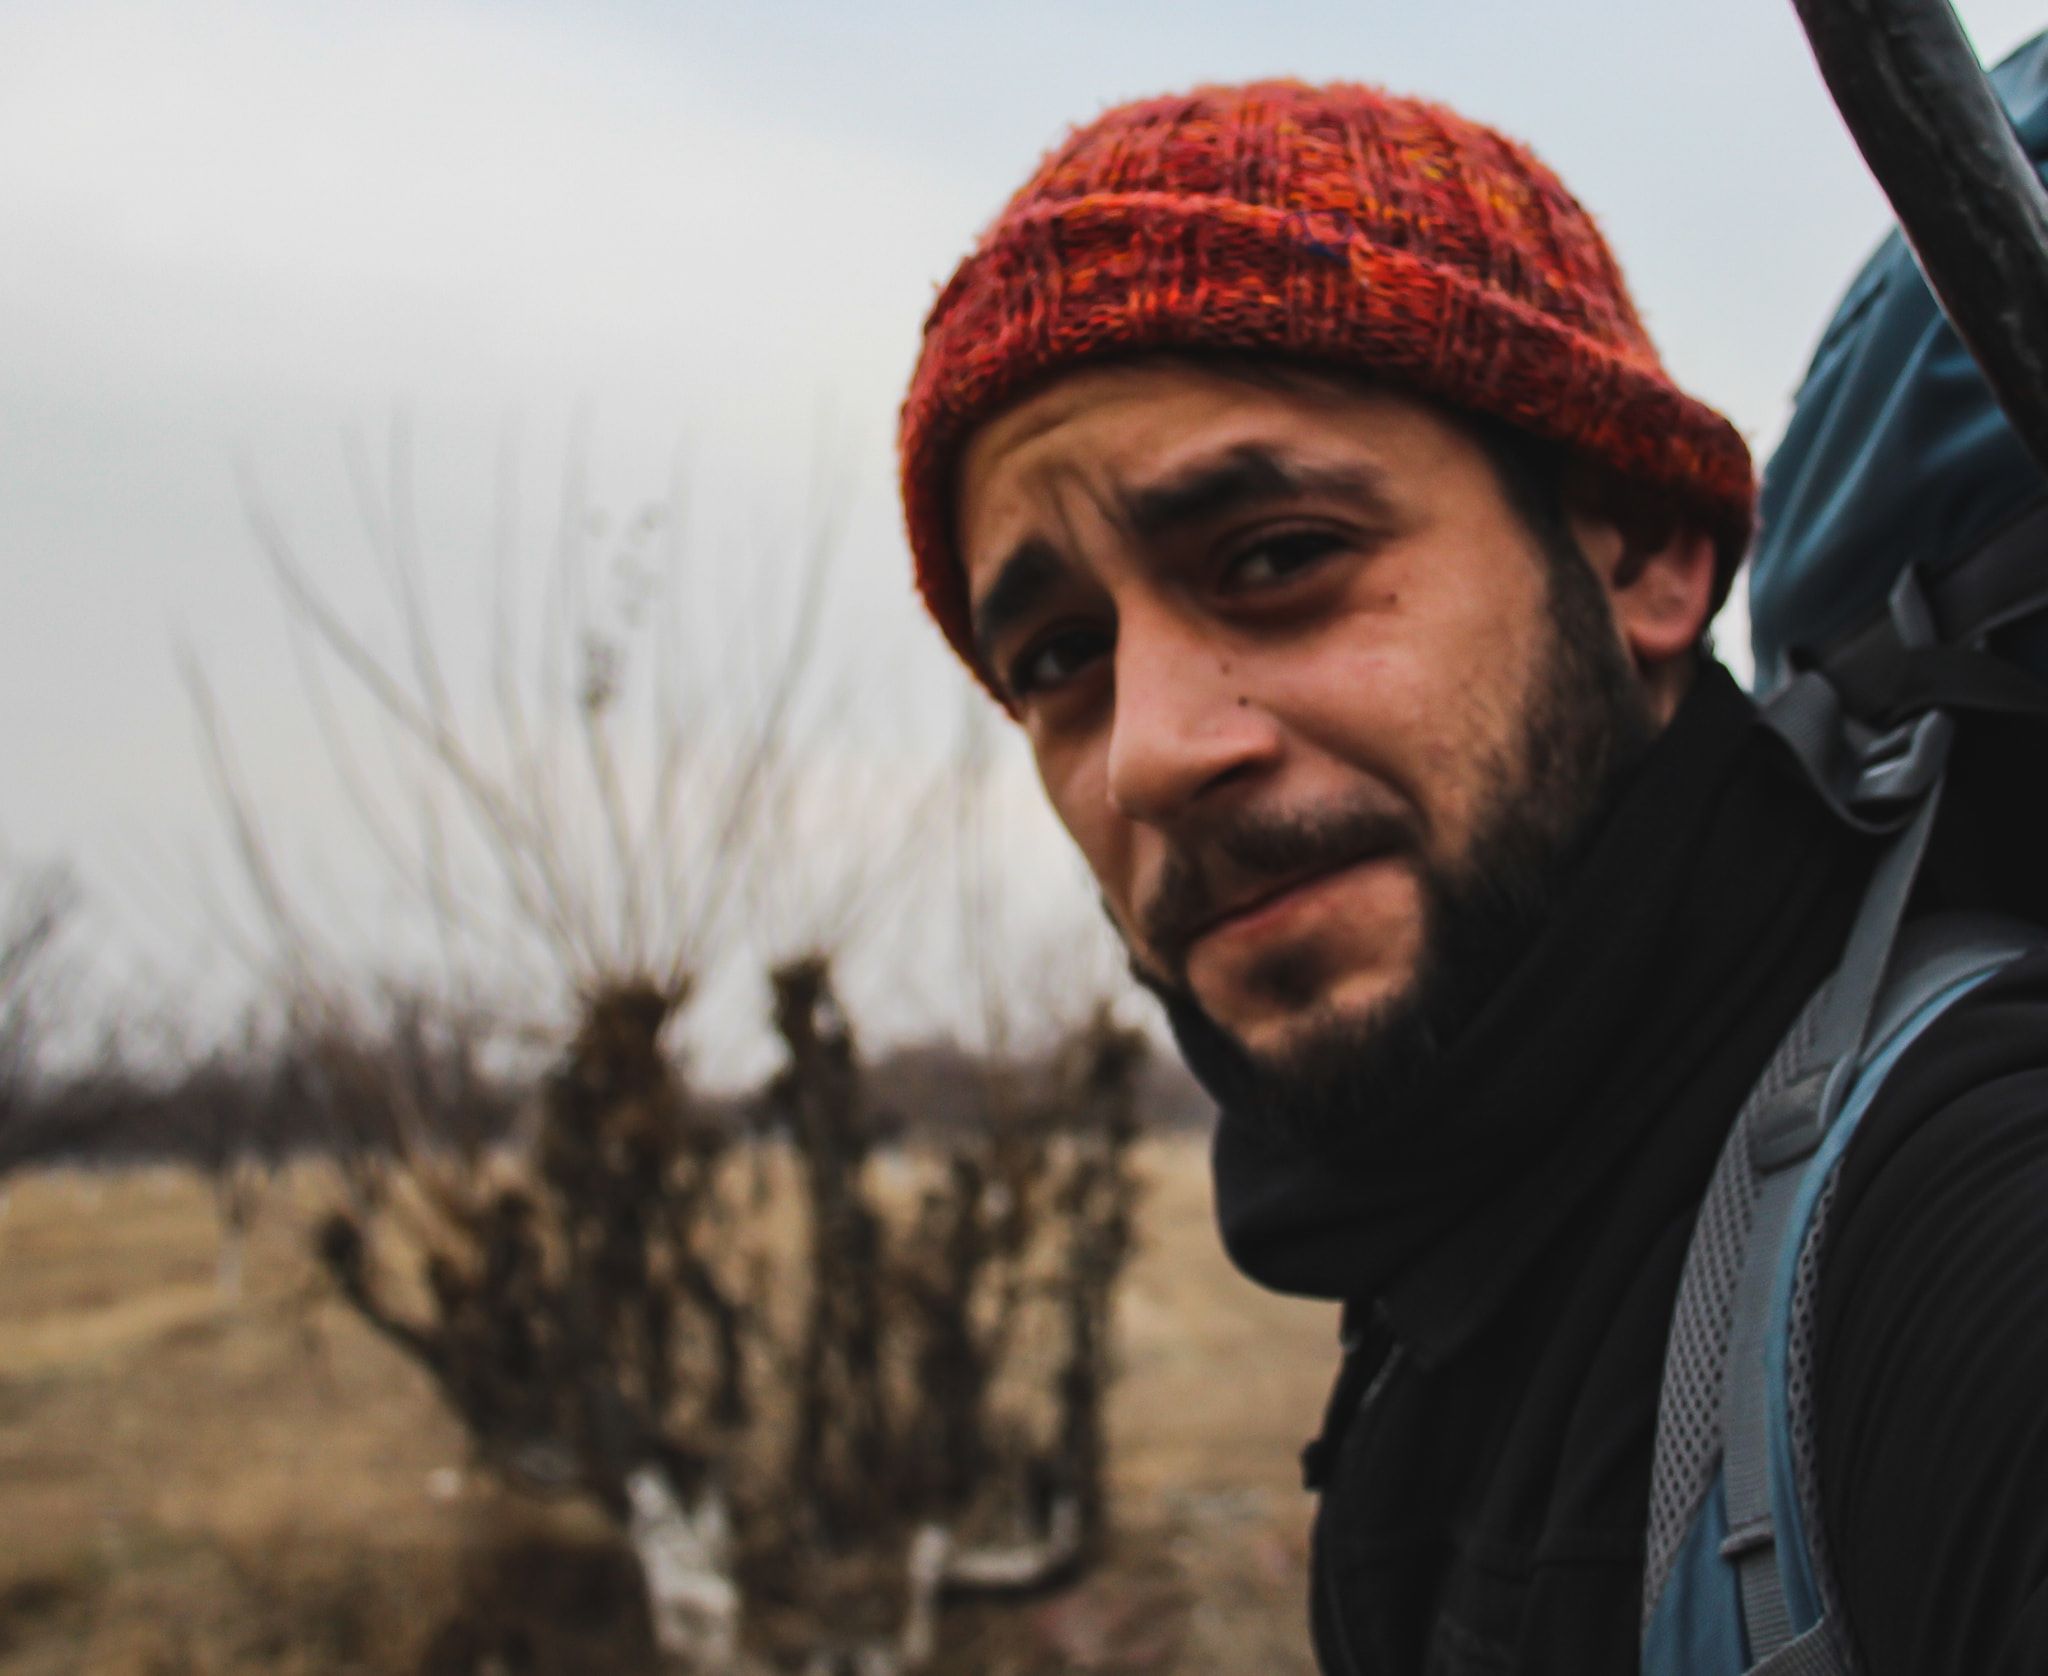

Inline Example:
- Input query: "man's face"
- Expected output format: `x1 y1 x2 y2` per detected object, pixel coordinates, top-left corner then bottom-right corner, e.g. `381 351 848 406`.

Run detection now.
957 361 1662 1111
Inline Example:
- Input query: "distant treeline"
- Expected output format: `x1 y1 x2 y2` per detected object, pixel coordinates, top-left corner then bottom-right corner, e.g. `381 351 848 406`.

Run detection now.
0 1028 1213 1178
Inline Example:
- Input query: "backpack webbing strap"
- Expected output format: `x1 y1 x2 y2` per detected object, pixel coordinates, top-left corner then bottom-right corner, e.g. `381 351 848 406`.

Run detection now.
1750 1622 1847 1676
1718 1151 1820 1657
1797 781 1947 1146
1726 649 1954 1664
1917 497 2048 643
1819 498 2048 710
1764 567 1954 837
1717 795 1942 1660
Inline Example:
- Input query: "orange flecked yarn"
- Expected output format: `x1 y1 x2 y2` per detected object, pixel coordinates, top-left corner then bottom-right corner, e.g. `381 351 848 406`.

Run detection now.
898 80 1755 692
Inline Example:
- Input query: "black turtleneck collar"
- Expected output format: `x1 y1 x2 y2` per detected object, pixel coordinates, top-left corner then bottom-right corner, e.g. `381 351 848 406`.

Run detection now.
1211 663 1874 1365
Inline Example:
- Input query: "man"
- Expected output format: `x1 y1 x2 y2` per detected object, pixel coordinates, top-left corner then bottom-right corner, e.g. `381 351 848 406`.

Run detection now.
897 83 2048 1672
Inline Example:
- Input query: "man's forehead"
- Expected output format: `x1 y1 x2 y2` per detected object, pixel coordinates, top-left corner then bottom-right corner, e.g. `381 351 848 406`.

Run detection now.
968 361 1326 479
972 356 1460 471
959 365 1443 565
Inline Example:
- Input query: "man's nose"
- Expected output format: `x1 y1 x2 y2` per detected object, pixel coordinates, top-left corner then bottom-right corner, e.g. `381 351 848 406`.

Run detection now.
1104 609 1281 824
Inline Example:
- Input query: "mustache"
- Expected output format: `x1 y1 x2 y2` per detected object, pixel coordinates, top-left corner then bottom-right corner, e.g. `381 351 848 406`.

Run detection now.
1135 796 1423 976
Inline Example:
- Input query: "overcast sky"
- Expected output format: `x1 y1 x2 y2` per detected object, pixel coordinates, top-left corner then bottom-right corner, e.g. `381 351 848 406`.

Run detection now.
6 0 2044 1068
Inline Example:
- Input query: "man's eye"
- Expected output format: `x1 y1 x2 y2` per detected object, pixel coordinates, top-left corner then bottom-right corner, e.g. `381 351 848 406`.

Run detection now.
1221 530 1347 591
1007 625 1111 700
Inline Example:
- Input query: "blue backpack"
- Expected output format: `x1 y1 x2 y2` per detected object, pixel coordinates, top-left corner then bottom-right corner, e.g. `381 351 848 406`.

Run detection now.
1639 28 2048 1675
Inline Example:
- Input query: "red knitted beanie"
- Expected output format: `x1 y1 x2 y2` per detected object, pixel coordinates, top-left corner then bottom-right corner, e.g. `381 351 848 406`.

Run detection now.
899 79 1754 689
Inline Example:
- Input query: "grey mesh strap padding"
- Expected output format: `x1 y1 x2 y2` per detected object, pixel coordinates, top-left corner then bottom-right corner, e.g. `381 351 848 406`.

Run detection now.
1643 909 2036 1665
1718 789 1947 1668
1643 987 1826 1625
1642 788 1939 1642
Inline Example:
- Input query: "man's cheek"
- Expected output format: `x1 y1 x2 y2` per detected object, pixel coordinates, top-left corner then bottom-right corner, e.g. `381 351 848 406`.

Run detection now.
1044 756 1133 901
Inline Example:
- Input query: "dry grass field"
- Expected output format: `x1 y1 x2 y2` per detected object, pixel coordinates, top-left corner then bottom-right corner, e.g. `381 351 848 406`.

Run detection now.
0 1139 1336 1675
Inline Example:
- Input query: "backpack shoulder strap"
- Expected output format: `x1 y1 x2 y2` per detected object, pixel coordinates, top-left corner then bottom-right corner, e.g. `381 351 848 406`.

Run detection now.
1724 913 2037 1666
1643 912 2039 1675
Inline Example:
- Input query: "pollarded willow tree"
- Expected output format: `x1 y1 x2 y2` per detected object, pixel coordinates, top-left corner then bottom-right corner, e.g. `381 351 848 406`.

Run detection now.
0 859 74 1121
191 427 1146 1673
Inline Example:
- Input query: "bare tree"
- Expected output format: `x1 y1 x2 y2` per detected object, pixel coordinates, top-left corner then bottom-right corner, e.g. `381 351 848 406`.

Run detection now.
191 431 1144 1672
0 859 79 1142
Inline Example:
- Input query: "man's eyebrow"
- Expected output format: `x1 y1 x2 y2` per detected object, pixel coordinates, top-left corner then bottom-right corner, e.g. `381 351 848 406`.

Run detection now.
966 443 1391 674
970 536 1068 674
1118 442 1393 543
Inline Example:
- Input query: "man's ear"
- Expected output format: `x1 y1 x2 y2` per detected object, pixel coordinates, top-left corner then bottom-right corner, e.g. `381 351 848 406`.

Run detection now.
1562 463 1719 719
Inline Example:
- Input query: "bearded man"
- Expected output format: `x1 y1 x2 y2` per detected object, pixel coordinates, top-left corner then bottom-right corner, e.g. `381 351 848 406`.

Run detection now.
897 82 2048 1674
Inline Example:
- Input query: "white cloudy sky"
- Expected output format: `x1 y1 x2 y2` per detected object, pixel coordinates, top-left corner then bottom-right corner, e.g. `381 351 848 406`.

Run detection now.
5 0 2044 1068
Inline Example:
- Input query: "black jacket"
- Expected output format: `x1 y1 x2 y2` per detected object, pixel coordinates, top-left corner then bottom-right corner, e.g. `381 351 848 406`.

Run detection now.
1209 667 2048 1674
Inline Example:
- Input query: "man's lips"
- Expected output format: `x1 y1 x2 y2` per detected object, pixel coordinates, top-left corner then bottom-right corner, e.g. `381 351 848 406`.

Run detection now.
1185 851 1396 955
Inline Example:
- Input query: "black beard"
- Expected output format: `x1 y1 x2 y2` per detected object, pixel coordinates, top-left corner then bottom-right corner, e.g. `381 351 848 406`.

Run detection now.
1131 547 1660 1163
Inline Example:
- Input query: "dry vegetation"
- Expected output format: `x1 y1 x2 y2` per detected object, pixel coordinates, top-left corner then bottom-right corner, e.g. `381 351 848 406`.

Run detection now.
0 443 1343 1672
0 1142 1332 1675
